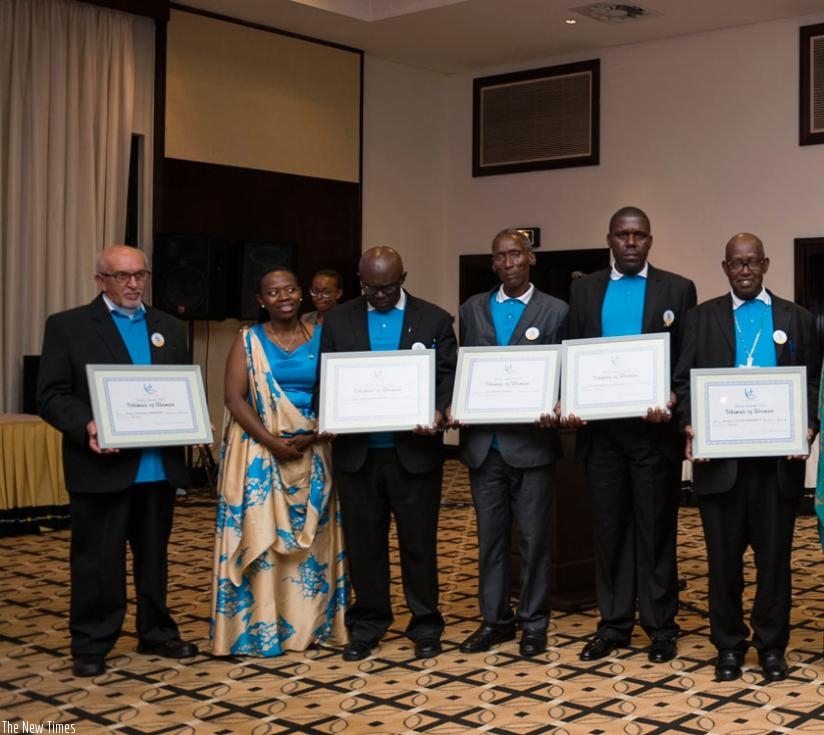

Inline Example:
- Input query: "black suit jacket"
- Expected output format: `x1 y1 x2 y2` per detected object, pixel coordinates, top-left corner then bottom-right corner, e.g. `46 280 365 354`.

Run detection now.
672 291 820 497
458 287 569 469
568 264 698 461
37 294 190 493
319 293 457 474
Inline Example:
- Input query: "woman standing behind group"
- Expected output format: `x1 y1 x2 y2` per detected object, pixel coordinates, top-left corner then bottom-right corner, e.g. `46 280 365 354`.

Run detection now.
301 269 343 326
211 268 348 656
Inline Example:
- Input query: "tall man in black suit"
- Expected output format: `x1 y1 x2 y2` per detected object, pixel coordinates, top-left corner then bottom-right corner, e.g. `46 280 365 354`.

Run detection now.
673 233 819 682
319 246 457 661
451 229 568 657
37 245 198 677
565 207 697 664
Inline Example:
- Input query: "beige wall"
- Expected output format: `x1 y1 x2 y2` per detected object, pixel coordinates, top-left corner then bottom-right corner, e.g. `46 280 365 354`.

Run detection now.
363 12 824 320
166 9 360 183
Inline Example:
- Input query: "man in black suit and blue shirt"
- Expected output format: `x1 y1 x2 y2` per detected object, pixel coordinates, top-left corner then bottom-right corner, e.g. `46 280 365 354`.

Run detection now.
450 229 569 657
37 245 198 678
564 207 697 664
673 233 819 682
319 246 457 661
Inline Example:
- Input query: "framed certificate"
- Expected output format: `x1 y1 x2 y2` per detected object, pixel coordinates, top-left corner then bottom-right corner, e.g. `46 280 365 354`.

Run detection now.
86 365 213 449
450 345 561 424
561 333 670 420
319 349 435 434
690 366 808 459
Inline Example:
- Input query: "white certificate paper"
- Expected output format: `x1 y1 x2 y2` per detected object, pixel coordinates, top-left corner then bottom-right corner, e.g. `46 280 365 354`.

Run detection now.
319 350 435 433
451 345 561 424
87 365 213 448
561 333 670 420
691 367 808 459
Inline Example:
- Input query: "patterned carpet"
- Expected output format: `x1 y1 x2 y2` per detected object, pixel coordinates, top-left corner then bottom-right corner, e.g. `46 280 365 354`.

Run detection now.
1 460 823 734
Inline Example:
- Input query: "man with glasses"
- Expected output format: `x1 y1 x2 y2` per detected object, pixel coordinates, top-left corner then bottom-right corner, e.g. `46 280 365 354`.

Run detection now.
564 207 696 665
673 233 819 682
319 246 457 661
38 245 198 677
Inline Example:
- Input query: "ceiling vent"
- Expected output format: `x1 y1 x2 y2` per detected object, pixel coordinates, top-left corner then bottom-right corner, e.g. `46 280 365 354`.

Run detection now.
571 3 659 24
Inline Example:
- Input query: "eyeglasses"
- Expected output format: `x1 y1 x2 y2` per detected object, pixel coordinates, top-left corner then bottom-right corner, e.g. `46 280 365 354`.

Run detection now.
309 288 338 297
725 258 766 273
98 270 150 284
610 230 650 242
361 281 402 297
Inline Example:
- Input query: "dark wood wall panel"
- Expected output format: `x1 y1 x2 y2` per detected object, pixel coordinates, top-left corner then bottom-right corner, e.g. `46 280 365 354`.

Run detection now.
156 157 362 302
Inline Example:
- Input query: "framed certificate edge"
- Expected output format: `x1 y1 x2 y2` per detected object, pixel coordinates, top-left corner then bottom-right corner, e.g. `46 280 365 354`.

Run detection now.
451 344 561 425
86 364 213 449
690 366 808 459
318 349 436 434
560 333 671 420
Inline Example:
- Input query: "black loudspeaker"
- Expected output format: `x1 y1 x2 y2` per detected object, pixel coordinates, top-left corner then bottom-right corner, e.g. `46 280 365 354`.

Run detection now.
236 242 296 320
153 234 229 320
22 355 41 414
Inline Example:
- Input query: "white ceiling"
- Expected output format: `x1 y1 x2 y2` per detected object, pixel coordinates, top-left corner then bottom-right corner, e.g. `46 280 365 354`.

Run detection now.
177 0 824 73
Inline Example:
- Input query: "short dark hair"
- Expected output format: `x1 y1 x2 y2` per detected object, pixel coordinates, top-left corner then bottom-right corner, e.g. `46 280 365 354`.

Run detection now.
491 228 531 250
313 269 343 290
609 206 650 233
255 267 297 295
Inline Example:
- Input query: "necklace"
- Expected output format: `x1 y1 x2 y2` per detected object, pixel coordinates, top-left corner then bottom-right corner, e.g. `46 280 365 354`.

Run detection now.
733 304 766 367
267 321 301 352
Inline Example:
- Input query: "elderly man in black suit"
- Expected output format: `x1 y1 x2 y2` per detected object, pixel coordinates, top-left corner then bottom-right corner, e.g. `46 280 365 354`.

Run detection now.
673 233 819 682
450 229 568 657
37 245 198 678
564 207 697 664
319 246 457 661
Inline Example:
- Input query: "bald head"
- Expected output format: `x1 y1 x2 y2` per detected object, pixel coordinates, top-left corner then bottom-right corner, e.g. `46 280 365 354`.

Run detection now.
358 246 406 311
94 245 150 309
722 232 769 301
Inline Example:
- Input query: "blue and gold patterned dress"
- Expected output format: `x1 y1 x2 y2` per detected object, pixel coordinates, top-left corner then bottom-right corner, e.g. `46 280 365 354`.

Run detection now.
210 324 348 655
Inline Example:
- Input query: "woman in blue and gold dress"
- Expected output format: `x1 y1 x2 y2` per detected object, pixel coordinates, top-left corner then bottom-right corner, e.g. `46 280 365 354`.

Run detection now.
211 268 348 655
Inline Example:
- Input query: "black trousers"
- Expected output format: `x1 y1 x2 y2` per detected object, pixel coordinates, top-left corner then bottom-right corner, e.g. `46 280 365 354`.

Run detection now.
469 451 553 632
586 420 681 643
336 448 444 643
69 482 180 656
697 459 797 654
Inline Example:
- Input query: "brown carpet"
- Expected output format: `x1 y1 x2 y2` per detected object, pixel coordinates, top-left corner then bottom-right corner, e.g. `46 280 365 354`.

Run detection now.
1 460 823 734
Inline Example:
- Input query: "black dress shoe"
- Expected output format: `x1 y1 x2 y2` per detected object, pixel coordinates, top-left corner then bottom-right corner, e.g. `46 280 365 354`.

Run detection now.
72 655 105 677
759 650 789 682
519 631 547 657
714 650 744 681
342 639 377 661
579 635 622 661
137 638 199 659
648 637 678 663
459 624 516 654
414 638 442 659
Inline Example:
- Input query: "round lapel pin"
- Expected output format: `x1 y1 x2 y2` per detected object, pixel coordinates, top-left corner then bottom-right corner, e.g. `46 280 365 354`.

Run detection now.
151 332 165 348
772 329 787 345
663 309 675 327
525 327 540 341
411 341 426 350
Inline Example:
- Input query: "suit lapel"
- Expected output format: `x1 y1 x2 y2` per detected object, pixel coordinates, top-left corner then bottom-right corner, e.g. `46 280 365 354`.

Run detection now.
351 297 371 350
589 270 609 336
399 296 421 349
147 308 179 365
712 294 736 364
90 295 132 363
770 293 791 365
509 291 541 345
641 265 662 334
